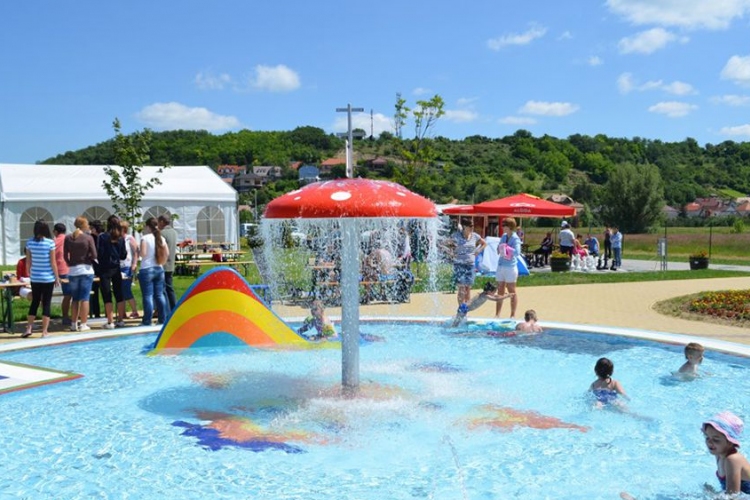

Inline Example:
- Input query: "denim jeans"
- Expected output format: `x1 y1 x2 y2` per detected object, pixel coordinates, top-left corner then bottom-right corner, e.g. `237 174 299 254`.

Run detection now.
613 248 622 267
164 271 176 311
138 266 167 326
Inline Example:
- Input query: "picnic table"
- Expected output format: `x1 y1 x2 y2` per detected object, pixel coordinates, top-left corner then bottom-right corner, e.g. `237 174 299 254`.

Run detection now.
0 281 28 333
175 250 253 276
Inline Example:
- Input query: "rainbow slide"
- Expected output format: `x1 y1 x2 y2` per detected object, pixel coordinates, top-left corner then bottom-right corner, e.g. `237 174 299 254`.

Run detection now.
150 267 335 354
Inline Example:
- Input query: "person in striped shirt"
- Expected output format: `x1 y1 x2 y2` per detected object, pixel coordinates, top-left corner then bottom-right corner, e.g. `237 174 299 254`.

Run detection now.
23 220 60 337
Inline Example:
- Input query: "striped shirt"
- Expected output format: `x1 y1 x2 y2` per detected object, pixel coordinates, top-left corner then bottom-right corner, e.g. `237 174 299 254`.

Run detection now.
26 237 56 283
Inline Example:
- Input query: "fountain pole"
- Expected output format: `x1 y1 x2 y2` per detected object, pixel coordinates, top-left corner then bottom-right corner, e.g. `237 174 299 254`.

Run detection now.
340 218 360 390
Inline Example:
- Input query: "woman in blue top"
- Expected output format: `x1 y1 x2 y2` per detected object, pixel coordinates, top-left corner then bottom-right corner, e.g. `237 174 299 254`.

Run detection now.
449 219 486 312
24 220 60 337
495 217 522 319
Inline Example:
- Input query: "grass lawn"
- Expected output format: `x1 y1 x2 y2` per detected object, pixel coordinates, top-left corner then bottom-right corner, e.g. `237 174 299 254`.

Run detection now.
521 226 750 264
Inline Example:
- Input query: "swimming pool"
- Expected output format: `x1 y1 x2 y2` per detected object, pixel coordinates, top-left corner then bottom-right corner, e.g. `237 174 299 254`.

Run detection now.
0 323 747 499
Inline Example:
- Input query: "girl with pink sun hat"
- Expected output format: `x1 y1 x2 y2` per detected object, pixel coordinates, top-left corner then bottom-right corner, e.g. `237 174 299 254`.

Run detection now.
702 411 750 495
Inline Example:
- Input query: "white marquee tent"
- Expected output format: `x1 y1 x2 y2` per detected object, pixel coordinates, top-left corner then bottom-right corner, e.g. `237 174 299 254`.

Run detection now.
0 164 238 264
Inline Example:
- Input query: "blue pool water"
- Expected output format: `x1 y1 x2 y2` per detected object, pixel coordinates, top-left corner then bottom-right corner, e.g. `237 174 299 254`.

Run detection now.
1 323 749 499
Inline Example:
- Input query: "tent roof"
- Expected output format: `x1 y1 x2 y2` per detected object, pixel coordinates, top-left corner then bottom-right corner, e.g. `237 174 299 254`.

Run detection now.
443 193 576 218
0 164 237 203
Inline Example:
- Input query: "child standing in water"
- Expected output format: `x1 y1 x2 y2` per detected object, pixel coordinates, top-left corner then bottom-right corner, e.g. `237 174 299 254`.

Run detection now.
677 342 704 378
297 300 337 341
589 357 629 407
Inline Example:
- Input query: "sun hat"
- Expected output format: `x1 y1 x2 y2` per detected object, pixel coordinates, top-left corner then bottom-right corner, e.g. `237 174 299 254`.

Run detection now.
703 411 744 446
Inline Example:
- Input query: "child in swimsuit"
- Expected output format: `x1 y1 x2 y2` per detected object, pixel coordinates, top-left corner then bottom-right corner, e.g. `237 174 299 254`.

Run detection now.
703 411 750 495
297 300 337 341
589 357 629 407
515 309 543 333
450 282 514 327
622 411 750 500
677 342 704 379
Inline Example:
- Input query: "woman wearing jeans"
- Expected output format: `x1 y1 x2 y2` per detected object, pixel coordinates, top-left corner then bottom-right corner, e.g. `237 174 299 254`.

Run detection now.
138 217 169 326
64 216 97 332
24 220 60 338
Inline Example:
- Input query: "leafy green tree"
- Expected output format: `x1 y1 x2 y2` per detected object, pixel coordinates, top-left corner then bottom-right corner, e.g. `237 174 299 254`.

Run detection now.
392 94 445 189
599 162 664 233
103 118 166 225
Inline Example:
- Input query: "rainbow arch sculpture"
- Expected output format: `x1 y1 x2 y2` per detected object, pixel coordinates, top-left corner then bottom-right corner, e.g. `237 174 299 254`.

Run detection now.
150 267 334 354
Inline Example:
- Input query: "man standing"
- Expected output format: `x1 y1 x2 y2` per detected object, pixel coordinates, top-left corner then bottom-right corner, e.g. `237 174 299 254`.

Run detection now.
157 214 178 310
610 226 623 270
558 221 576 256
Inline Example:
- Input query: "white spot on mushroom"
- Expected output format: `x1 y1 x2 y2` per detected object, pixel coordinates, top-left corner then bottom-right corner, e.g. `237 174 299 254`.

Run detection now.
331 191 352 201
396 192 406 197
294 196 302 201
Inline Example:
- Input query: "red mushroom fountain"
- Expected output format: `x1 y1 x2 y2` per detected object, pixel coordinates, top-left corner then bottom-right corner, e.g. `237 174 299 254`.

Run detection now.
264 178 437 391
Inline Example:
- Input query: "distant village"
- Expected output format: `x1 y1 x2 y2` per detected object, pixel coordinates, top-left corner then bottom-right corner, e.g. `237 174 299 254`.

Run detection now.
215 161 749 222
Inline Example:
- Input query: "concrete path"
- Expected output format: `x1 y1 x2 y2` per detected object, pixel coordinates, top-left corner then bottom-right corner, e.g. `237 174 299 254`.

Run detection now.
274 259 750 345
1 258 749 347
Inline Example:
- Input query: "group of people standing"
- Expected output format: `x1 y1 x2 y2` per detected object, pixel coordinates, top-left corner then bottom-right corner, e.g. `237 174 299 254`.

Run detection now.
22 214 178 337
448 217 522 320
447 218 626 324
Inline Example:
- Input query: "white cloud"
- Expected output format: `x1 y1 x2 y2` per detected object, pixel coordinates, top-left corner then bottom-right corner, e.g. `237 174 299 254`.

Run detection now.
194 71 232 90
487 24 547 50
721 55 750 86
617 72 696 95
135 102 241 131
606 0 750 30
647 101 698 117
499 116 537 125
719 124 750 136
456 97 478 106
711 94 750 106
588 56 603 66
332 112 390 137
617 73 636 93
444 109 479 123
519 100 579 116
249 64 300 92
618 28 684 54
412 87 432 96
558 31 573 40
661 81 697 95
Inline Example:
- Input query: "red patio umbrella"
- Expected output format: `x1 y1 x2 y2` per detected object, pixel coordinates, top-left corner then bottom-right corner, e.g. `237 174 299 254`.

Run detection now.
443 193 576 218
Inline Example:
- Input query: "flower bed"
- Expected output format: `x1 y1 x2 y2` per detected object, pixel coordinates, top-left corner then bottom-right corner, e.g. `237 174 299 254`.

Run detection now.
688 290 750 321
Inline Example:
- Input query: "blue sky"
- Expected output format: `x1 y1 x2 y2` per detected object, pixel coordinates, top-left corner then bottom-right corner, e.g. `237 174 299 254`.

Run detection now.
2 0 750 164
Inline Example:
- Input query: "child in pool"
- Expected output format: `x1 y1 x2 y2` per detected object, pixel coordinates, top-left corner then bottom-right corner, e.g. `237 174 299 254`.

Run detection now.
589 357 629 407
297 300 337 341
621 411 750 499
450 282 514 327
703 411 750 495
677 342 704 378
514 309 543 333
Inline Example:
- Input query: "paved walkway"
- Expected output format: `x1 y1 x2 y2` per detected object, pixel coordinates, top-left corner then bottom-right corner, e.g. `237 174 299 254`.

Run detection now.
2 259 749 347
274 258 750 345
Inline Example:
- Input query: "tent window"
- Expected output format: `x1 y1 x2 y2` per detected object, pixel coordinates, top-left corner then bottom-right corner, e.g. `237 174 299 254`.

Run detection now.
143 206 171 223
196 206 224 243
82 206 112 226
20 207 53 255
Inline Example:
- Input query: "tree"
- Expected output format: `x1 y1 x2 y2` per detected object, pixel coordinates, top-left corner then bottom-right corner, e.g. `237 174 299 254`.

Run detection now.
393 93 409 139
599 162 664 233
102 118 166 225
392 94 445 189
